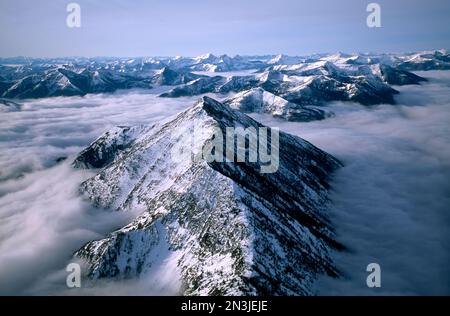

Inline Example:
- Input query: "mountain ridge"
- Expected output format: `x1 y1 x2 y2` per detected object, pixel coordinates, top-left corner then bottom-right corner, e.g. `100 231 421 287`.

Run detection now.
73 96 343 295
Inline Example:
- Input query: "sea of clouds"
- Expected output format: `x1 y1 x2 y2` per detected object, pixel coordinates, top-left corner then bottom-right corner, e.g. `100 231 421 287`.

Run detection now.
253 71 450 295
0 72 449 295
0 88 198 295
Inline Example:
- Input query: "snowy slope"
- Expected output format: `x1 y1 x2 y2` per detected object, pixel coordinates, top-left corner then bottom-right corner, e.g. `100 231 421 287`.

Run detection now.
73 96 343 295
0 51 436 103
224 87 331 122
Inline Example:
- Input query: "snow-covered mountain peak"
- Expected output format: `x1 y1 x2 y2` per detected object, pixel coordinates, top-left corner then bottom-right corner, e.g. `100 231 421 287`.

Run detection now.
224 88 331 122
194 53 218 63
73 96 343 295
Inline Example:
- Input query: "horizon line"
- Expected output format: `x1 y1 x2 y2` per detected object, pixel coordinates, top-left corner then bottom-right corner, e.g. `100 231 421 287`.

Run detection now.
0 48 448 61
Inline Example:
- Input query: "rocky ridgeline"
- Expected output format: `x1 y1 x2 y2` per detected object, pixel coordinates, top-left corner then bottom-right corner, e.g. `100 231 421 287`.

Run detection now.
72 96 343 295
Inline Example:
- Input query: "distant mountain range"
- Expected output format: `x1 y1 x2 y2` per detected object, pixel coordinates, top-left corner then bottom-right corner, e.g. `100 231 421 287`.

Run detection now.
1 50 447 121
21 50 445 295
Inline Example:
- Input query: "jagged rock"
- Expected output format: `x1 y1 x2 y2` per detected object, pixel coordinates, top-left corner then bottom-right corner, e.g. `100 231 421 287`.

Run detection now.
0 80 14 96
162 64 400 106
224 88 331 122
2 71 82 99
270 75 399 106
267 54 305 65
74 96 343 295
1 52 435 102
370 64 427 85
58 68 153 94
151 67 204 85
397 50 450 71
73 125 146 169
0 64 203 99
159 76 226 97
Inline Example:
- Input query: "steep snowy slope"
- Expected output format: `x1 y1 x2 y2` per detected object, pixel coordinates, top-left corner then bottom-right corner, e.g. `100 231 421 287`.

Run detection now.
161 64 402 106
0 52 435 102
73 96 343 295
224 88 331 122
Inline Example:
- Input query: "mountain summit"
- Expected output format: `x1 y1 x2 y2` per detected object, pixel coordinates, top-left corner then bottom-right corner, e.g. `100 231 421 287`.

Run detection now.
74 96 343 295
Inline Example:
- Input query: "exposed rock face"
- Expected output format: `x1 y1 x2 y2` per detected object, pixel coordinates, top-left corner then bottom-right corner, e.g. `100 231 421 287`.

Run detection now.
397 50 450 71
1 51 431 104
161 61 404 107
1 50 445 77
374 64 427 85
224 88 331 122
151 67 204 86
270 74 399 106
159 76 226 97
0 81 14 96
73 125 146 169
73 96 343 295
159 75 260 98
163 53 266 72
0 66 203 99
2 71 82 99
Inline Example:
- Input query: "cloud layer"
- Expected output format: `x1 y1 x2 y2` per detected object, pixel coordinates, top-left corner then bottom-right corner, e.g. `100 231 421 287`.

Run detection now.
0 72 449 295
253 70 450 295
0 89 198 295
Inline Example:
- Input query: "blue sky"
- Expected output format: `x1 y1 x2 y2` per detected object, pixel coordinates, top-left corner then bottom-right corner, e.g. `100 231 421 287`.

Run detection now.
0 0 449 57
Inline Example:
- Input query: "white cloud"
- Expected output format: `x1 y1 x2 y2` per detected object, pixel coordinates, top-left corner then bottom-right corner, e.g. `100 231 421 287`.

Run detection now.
252 70 450 295
0 72 449 295
0 89 198 295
